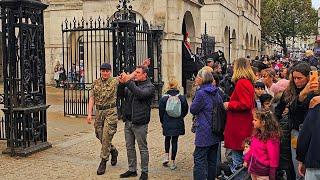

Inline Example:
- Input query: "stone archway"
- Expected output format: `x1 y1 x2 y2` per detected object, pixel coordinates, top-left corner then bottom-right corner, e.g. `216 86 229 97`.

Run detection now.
231 29 237 63
254 36 257 57
182 10 196 95
224 26 229 60
245 33 249 57
182 11 196 51
250 34 253 57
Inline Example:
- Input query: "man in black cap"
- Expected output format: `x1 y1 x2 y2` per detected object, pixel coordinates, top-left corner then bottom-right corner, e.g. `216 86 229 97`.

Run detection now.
87 62 119 175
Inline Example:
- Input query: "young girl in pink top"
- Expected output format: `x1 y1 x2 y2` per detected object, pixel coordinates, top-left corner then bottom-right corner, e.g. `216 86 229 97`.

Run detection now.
244 110 280 180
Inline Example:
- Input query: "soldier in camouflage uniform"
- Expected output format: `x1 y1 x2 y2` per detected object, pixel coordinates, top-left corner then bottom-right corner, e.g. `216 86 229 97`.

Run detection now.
87 63 119 175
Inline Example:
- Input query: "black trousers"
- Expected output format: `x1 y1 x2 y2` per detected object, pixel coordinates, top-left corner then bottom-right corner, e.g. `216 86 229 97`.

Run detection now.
164 136 179 160
276 161 296 180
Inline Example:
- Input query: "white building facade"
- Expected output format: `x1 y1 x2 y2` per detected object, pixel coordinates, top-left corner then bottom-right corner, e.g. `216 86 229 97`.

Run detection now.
201 0 261 63
39 0 261 85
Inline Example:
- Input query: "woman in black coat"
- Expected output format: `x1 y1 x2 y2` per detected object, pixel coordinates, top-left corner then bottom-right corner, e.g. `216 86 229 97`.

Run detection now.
159 79 188 170
275 62 317 179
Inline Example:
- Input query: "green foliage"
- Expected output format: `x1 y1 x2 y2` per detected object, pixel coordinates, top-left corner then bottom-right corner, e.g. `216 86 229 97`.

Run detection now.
261 0 318 55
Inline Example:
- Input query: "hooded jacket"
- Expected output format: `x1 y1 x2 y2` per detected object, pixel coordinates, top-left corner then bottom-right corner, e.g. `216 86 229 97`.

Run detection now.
190 83 222 147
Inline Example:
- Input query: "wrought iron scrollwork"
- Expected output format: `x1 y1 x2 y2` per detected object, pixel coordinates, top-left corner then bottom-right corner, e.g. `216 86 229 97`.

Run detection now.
0 94 4 104
0 0 51 156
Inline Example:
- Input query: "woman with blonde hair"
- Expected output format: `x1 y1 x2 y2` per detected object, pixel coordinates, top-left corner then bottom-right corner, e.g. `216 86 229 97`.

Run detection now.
159 78 188 170
303 50 318 67
223 57 256 172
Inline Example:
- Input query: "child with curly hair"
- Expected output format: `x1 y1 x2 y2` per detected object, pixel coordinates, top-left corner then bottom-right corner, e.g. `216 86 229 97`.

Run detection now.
244 110 280 180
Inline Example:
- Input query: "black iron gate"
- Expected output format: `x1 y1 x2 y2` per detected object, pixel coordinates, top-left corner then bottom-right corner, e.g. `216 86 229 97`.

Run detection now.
0 93 6 140
0 0 51 156
62 2 163 116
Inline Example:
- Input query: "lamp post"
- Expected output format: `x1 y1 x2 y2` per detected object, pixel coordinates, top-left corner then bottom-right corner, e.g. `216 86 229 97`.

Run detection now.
228 26 236 65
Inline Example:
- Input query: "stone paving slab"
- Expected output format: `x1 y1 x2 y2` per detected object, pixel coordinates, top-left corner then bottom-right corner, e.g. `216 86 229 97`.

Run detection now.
0 86 197 179
0 113 194 179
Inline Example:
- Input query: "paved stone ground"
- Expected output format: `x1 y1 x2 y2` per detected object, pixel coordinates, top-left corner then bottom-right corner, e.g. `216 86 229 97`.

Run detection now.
0 86 197 180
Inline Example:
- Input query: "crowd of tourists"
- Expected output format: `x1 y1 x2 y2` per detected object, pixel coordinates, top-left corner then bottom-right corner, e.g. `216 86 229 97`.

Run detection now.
87 50 320 180
159 50 320 180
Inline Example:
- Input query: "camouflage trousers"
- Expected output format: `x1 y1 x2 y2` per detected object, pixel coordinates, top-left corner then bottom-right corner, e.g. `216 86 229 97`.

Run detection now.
94 108 118 160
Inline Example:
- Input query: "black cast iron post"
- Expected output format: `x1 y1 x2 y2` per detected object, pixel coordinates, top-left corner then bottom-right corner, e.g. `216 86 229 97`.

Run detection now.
0 0 51 157
112 0 137 75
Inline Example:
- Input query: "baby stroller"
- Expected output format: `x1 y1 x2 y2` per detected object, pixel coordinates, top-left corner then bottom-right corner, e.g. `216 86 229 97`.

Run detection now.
217 165 251 180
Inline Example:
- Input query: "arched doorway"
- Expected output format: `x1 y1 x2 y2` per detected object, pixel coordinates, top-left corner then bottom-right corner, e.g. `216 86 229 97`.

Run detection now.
254 37 257 57
182 11 196 95
250 34 253 57
182 11 195 50
231 29 237 63
224 27 229 60
245 33 249 57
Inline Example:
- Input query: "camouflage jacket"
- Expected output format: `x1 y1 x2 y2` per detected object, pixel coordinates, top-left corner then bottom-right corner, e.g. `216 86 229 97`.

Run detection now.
90 77 118 106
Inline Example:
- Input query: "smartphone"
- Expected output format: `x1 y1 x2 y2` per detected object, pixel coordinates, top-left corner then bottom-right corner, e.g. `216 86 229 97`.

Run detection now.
310 70 318 83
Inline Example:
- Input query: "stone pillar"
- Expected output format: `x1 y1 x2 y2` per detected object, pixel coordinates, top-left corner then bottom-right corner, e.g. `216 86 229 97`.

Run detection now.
162 33 184 93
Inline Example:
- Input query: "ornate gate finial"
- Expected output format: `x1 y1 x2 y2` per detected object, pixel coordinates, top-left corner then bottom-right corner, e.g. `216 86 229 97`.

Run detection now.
116 0 134 21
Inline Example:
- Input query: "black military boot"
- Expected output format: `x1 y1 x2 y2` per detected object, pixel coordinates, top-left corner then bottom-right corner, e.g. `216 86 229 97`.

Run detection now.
97 158 107 175
110 149 118 166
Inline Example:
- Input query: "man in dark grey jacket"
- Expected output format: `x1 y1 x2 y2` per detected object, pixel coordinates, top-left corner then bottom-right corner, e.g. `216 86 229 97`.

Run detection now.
296 96 320 179
118 65 155 180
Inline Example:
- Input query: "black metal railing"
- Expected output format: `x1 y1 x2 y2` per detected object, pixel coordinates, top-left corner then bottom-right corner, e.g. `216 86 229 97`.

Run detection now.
62 13 163 116
63 82 91 116
0 117 6 140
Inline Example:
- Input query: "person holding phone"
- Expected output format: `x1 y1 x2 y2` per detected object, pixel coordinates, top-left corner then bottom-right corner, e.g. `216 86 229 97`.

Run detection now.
309 70 319 84
274 62 318 179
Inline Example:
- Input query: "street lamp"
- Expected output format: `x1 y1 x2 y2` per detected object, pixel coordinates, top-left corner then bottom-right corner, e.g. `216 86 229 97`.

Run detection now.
228 26 236 65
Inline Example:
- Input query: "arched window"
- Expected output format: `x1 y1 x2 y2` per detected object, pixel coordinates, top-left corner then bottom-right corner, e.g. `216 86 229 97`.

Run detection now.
245 33 249 49
77 35 84 63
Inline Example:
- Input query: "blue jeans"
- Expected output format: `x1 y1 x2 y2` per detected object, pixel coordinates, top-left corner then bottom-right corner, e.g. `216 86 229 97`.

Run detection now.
231 150 243 173
292 129 303 180
217 142 221 164
306 168 320 180
193 144 219 180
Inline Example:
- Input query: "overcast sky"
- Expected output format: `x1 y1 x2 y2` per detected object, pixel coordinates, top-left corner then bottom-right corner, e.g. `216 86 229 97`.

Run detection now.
312 0 320 9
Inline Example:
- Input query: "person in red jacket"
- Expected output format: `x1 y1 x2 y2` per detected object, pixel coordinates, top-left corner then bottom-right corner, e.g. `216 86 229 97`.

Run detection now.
223 57 256 173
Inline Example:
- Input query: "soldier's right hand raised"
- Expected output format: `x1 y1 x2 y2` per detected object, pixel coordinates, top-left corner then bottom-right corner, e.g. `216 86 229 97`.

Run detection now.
87 115 92 124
